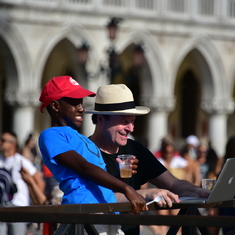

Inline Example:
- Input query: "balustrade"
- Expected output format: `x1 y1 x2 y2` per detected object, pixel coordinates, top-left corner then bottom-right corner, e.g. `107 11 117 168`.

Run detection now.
3 0 235 22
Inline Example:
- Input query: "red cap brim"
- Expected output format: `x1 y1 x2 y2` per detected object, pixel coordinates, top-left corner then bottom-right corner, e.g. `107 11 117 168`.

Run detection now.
40 86 96 113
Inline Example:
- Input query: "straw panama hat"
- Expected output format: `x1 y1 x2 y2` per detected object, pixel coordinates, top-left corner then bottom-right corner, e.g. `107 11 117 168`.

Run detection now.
85 84 150 115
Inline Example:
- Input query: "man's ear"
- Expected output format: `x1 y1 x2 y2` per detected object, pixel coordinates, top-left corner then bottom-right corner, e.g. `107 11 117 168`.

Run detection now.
51 100 60 112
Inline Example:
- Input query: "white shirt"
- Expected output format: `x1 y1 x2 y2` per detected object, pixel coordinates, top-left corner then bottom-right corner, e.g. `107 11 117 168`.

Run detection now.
0 153 37 206
158 156 188 168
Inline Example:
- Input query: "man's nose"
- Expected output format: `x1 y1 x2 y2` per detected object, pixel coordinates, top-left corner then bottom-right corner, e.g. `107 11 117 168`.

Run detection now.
126 123 134 132
77 104 84 112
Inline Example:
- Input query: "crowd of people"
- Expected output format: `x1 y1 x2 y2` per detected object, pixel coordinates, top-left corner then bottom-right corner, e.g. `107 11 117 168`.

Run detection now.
145 134 220 235
0 131 62 235
0 75 234 235
153 134 220 187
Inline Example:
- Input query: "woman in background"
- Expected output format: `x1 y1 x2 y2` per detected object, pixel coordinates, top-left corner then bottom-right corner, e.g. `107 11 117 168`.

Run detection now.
180 144 201 186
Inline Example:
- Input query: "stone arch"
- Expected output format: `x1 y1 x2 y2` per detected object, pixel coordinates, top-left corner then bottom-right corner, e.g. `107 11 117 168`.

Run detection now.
228 57 235 96
0 20 31 90
170 33 226 101
33 22 101 136
34 22 99 89
0 20 33 136
113 27 168 146
116 27 166 98
226 52 235 138
168 34 229 150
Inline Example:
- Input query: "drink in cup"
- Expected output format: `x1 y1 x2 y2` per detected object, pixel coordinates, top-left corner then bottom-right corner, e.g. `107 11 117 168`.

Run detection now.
201 179 216 190
117 154 133 178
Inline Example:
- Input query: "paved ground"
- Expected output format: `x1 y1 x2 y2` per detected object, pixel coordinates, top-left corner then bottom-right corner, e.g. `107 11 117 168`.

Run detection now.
140 225 223 235
141 226 157 235
27 223 223 235
28 224 159 235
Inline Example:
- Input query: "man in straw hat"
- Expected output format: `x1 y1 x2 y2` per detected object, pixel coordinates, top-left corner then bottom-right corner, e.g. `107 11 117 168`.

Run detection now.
38 76 150 235
85 84 210 235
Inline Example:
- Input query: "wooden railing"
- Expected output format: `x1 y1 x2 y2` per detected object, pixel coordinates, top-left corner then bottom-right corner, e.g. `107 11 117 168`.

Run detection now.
0 200 235 234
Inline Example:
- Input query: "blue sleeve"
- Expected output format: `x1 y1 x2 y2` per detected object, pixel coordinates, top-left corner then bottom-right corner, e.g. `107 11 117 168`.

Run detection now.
39 128 73 164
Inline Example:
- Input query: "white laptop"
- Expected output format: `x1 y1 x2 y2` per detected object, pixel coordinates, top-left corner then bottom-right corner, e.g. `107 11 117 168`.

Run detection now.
178 158 235 204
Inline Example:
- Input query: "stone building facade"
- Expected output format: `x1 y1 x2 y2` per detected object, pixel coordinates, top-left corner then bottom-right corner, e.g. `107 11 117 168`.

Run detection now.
1 0 235 157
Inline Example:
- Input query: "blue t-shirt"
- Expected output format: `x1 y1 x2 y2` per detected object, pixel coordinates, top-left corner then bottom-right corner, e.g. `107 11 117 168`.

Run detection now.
39 126 117 205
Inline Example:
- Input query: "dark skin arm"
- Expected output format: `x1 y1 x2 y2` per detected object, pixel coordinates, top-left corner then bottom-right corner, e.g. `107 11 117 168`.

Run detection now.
55 150 147 213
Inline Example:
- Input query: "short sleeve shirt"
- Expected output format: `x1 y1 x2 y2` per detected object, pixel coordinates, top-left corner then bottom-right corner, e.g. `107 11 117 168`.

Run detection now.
0 153 37 206
39 126 117 205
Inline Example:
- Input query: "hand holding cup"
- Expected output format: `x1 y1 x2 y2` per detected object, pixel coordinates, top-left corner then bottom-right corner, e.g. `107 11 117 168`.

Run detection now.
117 154 134 178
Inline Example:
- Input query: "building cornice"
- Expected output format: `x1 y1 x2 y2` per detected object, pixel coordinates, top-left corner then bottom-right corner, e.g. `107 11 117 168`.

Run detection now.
4 89 41 107
2 2 235 42
201 99 235 115
141 96 176 112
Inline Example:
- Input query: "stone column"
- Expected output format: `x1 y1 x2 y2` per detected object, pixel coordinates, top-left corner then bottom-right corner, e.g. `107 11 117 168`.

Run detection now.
4 88 40 147
82 97 96 138
141 96 175 152
147 110 168 152
13 106 35 146
201 99 235 158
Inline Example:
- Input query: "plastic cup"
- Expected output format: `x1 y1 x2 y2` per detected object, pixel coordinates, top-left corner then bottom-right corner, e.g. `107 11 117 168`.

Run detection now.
201 179 216 190
117 154 133 178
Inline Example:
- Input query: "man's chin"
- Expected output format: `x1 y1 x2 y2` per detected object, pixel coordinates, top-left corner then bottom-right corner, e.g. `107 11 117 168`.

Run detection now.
118 140 128 146
70 123 82 130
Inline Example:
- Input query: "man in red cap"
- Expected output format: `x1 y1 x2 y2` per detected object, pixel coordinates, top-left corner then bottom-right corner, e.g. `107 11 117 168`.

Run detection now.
38 76 147 235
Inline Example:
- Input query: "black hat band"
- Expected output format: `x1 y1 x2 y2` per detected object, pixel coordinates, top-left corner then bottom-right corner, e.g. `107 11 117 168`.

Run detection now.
95 101 135 111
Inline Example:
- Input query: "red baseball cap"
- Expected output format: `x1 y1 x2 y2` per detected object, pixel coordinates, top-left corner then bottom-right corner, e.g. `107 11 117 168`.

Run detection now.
39 76 96 113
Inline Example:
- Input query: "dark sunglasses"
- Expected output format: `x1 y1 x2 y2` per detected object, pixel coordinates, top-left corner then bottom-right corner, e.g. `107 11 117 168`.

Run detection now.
0 138 12 143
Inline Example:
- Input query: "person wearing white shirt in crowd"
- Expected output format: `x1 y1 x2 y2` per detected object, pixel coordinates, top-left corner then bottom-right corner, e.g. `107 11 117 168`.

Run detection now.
186 135 200 160
0 131 45 235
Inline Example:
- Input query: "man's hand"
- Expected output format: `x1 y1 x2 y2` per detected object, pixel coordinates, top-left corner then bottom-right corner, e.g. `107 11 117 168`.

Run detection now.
115 187 179 210
139 188 180 208
130 156 138 175
116 156 138 175
20 167 34 185
123 185 148 214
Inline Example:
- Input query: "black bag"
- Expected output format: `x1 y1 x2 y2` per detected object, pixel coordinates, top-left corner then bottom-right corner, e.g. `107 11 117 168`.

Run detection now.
0 168 17 206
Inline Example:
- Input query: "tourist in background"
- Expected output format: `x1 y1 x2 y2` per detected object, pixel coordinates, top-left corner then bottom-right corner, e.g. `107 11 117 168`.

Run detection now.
0 131 45 235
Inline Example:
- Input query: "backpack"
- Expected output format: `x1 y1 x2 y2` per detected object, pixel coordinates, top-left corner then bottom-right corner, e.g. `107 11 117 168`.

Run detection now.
0 168 17 206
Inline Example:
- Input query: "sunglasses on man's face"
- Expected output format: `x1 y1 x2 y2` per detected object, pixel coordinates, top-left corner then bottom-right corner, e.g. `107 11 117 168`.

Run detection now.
0 138 12 143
